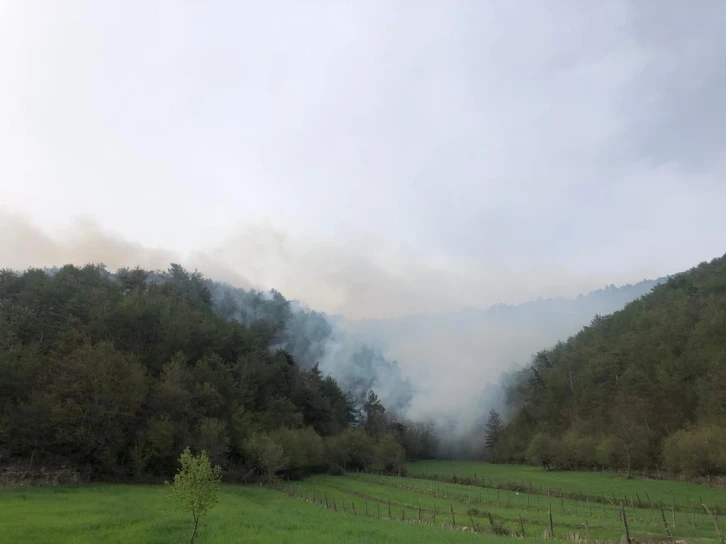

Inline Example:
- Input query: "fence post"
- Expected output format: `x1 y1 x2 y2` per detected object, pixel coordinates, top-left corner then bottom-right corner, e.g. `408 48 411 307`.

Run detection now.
621 503 631 544
702 503 725 544
661 507 674 544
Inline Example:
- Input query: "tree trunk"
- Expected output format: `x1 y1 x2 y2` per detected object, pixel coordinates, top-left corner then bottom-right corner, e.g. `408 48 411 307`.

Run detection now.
190 514 199 544
625 447 632 479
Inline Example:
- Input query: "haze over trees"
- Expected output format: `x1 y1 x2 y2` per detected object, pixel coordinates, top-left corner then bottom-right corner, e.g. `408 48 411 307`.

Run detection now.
2 254 725 480
496 254 726 476
0 264 436 481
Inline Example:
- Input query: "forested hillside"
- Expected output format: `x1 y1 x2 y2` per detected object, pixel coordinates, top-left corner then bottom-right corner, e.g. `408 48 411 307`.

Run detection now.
0 264 435 481
496 254 726 476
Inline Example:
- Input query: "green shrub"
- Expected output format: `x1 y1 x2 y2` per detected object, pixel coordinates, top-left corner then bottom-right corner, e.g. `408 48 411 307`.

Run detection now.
243 433 287 480
375 433 406 475
663 424 726 476
326 428 374 472
525 433 560 469
272 427 325 478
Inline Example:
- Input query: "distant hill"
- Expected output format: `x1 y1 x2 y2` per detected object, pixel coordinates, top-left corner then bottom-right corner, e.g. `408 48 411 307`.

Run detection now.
496 254 726 475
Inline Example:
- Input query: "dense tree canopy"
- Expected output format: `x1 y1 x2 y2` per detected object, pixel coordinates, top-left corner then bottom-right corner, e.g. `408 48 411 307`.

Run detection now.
0 264 431 480
497 254 726 475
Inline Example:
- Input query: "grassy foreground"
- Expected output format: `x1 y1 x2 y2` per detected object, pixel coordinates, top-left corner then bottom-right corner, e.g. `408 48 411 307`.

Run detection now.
2 462 724 543
0 484 513 544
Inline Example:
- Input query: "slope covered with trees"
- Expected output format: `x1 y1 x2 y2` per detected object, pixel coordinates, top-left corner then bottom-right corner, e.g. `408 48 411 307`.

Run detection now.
496 254 726 476
0 264 435 482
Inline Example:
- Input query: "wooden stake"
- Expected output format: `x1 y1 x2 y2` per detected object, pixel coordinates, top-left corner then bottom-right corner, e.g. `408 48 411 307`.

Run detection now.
549 504 555 539
519 514 526 537
672 504 676 527
646 491 655 522
352 501 357 516
702 503 725 544
661 507 675 544
621 503 631 544
451 504 455 528
585 519 591 543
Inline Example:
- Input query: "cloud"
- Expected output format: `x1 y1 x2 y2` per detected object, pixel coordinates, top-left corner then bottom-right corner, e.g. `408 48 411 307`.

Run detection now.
2 1 726 281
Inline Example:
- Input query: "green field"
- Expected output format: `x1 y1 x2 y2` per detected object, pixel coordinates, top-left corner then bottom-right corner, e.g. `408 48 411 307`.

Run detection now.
2 462 724 543
407 461 726 510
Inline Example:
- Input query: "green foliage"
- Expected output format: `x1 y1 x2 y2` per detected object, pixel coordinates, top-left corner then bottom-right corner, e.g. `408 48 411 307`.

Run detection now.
0 264 403 480
525 433 560 469
326 428 375 472
375 432 406 474
663 424 726 476
243 433 287 480
170 448 222 543
484 409 503 452
363 390 386 436
272 427 325 478
500 254 726 474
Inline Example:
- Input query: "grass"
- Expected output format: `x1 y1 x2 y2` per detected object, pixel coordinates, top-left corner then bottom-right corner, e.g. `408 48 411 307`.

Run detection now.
0 483 518 543
1 462 724 543
298 473 725 542
407 460 726 510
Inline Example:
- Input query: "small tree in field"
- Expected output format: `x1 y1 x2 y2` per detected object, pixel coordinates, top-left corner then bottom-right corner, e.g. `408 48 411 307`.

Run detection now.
170 448 222 544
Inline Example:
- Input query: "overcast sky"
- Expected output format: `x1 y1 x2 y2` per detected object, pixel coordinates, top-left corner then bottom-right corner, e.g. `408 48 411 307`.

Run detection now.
2 0 726 318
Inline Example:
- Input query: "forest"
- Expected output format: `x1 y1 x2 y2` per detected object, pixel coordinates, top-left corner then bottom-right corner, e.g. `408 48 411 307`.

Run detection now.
3 254 726 482
493 254 726 476
0 264 436 481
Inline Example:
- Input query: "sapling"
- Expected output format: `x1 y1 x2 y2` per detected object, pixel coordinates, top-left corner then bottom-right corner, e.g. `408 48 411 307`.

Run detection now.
170 448 222 544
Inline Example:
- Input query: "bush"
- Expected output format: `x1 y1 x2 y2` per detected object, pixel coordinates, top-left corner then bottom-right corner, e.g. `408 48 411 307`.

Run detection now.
663 424 726 476
375 433 406 475
525 433 560 469
272 427 325 478
558 430 598 469
243 433 286 480
595 435 620 469
325 428 374 472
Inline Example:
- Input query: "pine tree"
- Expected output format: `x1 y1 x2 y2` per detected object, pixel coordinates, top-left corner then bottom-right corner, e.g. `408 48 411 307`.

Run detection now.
484 409 503 451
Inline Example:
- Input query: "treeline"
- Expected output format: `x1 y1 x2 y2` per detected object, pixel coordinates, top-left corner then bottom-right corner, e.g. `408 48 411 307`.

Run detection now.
0 264 437 481
492 254 726 476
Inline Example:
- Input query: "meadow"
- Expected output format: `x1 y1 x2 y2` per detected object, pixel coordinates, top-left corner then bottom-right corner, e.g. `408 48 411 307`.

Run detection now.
1 462 724 543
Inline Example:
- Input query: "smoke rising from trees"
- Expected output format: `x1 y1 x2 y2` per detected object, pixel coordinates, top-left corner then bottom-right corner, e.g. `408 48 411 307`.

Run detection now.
1 211 660 443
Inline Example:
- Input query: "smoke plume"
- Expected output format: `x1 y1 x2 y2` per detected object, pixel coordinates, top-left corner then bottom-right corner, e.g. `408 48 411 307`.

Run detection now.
1 211 659 440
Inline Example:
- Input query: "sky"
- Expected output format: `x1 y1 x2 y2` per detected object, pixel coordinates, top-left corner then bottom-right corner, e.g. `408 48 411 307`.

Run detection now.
2 0 726 319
